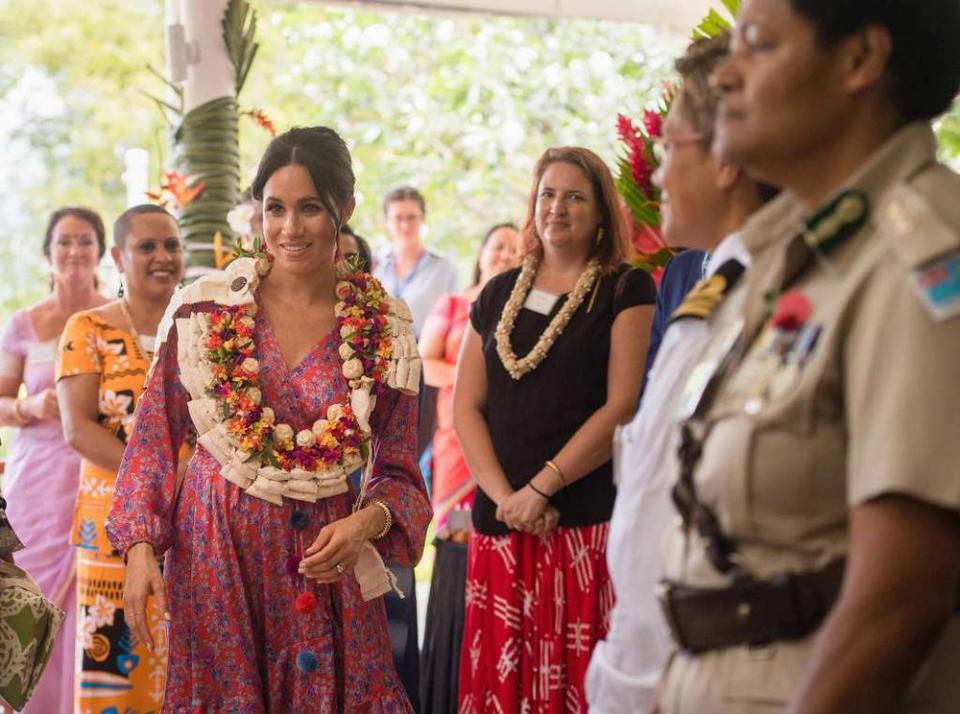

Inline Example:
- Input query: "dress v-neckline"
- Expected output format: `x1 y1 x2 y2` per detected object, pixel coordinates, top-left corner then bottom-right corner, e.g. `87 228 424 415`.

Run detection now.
257 307 337 377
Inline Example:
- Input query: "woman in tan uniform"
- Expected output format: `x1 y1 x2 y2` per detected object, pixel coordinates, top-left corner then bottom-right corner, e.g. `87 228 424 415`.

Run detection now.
655 1 960 712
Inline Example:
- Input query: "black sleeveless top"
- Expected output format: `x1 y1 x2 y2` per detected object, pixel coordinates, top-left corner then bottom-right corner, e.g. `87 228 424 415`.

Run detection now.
470 264 656 535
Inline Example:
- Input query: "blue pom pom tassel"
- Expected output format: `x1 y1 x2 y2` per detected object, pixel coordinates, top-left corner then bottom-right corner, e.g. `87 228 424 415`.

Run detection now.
297 650 319 673
289 510 310 531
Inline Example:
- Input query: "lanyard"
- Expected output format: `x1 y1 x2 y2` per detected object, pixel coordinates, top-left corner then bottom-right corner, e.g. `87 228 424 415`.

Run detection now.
389 251 429 299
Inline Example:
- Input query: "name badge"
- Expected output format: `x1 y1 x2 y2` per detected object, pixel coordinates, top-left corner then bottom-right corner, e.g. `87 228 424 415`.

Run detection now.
523 288 560 316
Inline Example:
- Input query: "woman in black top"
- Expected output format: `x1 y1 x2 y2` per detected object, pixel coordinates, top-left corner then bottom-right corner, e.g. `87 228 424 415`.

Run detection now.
454 146 655 711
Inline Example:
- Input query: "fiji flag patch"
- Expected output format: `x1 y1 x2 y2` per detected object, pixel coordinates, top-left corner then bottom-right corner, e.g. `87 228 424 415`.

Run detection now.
911 250 960 321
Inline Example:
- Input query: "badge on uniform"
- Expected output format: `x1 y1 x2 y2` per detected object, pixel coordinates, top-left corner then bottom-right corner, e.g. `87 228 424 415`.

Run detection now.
910 250 960 321
736 291 822 413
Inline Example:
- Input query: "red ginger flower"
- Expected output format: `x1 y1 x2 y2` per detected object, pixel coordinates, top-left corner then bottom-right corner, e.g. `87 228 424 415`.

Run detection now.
643 109 663 138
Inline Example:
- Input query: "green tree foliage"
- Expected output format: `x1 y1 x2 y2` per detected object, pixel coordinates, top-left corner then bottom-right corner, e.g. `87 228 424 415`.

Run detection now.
0 0 681 307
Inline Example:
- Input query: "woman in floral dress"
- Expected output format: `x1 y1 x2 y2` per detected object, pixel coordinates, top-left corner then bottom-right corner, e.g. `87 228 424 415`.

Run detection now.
57 204 185 713
108 127 431 712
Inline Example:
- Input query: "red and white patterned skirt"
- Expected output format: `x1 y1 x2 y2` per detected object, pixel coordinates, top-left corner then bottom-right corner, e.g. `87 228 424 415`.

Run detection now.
457 523 614 714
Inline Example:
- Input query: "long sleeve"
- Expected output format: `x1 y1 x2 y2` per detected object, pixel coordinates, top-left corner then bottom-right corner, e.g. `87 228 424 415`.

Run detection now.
365 386 432 566
105 309 191 558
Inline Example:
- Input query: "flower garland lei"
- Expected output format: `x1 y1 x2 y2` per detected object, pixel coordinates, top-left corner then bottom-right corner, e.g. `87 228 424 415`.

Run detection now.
495 254 601 380
202 256 393 477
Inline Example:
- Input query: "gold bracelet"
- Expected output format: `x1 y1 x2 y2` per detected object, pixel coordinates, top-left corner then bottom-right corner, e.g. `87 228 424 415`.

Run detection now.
544 459 566 487
12 398 28 426
368 499 392 540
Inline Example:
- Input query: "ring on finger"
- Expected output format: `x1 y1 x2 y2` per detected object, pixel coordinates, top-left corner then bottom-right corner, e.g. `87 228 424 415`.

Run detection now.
335 562 344 575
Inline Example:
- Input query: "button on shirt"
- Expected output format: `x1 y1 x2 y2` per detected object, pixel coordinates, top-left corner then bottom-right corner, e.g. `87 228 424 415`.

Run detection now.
585 234 749 713
659 123 960 713
374 250 459 336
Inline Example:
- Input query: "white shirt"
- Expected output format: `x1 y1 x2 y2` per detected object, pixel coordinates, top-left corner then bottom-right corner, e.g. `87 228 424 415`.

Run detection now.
586 235 750 712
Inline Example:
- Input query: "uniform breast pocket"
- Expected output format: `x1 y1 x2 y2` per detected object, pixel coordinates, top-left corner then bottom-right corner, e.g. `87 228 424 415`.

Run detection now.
747 423 816 538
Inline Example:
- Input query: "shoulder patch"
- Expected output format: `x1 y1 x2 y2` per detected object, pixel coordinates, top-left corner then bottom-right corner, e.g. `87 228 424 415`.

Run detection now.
669 258 746 324
909 250 960 321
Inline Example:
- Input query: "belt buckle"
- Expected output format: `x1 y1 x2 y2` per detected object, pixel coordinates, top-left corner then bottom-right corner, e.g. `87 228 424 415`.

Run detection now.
657 581 688 651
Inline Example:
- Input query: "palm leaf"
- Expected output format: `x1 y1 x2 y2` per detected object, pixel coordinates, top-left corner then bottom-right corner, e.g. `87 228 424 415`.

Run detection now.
222 0 260 96
693 1 741 39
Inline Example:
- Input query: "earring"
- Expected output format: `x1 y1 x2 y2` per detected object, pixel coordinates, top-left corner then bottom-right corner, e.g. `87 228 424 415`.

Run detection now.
117 280 124 299
595 227 605 246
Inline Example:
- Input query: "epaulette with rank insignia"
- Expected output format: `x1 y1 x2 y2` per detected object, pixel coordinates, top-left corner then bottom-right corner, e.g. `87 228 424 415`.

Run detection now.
670 258 746 324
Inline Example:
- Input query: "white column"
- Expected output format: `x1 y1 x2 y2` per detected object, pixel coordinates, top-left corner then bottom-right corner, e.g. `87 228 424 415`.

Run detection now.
122 148 150 208
181 0 236 112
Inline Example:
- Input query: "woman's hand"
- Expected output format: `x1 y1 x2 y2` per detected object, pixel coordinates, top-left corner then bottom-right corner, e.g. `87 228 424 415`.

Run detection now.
497 485 550 533
300 508 381 584
26 388 59 421
123 542 168 652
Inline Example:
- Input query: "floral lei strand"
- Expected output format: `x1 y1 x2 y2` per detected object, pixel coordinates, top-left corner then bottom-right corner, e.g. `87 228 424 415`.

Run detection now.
203 267 392 476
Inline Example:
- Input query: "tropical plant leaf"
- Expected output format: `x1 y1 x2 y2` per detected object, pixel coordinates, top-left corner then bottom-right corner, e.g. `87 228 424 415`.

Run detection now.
222 0 260 96
693 2 741 39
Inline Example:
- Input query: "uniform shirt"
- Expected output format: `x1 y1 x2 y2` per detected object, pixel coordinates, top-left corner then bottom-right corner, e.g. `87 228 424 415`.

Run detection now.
374 249 459 336
659 123 960 713
642 249 710 386
586 235 749 713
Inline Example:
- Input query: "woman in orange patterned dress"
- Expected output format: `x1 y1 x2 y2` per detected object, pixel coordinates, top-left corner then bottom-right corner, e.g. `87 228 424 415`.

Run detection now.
56 204 185 714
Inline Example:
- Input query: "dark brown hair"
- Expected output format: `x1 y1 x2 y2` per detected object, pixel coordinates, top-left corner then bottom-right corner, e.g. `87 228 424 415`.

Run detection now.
674 32 730 149
43 207 106 259
788 0 960 122
473 222 518 286
520 147 630 273
382 186 426 217
251 126 355 233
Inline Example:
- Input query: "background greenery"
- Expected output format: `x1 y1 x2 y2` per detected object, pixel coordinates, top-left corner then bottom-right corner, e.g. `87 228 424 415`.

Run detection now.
0 0 690 312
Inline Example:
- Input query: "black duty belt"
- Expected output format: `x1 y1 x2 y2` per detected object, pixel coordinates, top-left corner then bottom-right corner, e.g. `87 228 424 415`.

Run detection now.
658 560 845 654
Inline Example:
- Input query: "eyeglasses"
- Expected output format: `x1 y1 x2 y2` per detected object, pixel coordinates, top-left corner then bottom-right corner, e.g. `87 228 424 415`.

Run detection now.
651 134 706 165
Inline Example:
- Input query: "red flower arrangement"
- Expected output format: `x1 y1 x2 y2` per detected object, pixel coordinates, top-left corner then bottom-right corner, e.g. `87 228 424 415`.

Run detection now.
615 97 676 280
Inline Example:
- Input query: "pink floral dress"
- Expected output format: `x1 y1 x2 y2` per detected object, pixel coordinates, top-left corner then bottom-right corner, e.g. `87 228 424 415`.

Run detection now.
106 302 431 712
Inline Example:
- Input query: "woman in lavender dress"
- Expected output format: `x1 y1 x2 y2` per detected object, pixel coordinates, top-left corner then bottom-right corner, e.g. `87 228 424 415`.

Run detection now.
0 207 108 713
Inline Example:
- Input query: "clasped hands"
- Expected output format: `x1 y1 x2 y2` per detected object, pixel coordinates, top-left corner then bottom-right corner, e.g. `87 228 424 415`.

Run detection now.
496 469 561 537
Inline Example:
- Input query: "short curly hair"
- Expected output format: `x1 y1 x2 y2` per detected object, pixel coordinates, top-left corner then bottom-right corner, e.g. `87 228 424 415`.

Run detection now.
788 0 960 122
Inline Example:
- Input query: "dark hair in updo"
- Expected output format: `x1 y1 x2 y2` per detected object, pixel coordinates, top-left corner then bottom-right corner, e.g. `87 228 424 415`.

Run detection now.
43 206 107 260
251 126 356 231
788 0 960 122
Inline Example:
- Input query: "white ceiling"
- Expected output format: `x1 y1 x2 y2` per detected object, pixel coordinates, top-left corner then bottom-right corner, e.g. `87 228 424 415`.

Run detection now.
315 0 717 31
